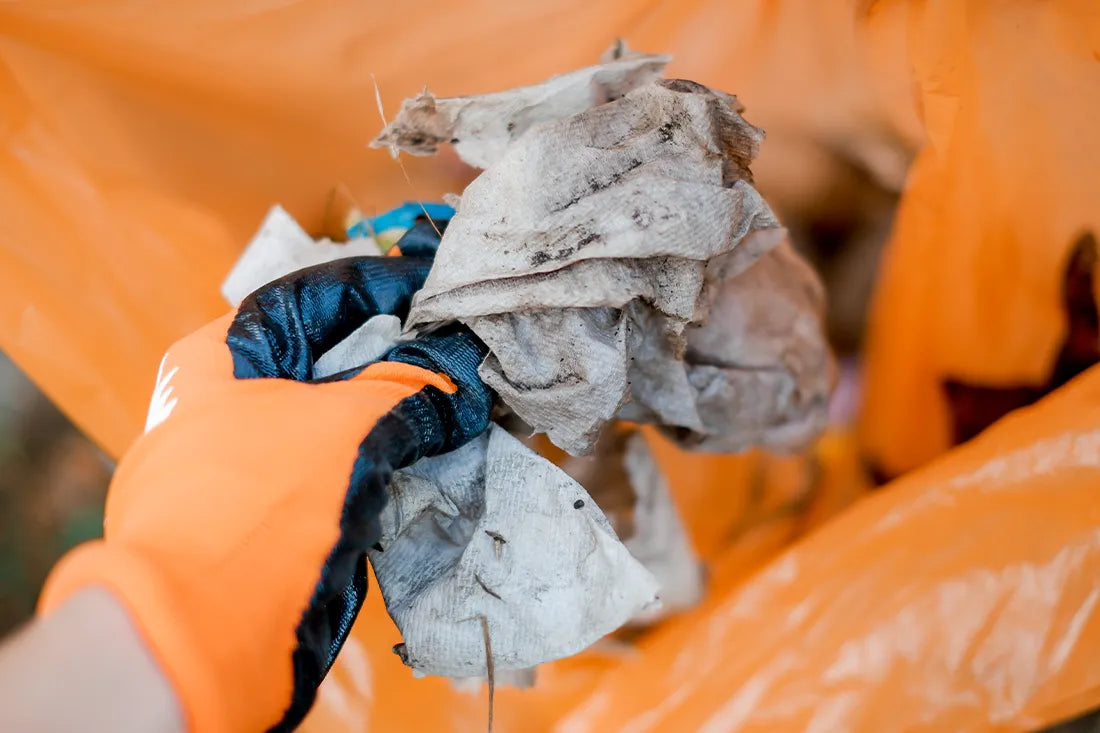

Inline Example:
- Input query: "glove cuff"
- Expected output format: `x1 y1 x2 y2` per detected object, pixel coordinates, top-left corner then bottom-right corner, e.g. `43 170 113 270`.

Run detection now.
38 541 231 733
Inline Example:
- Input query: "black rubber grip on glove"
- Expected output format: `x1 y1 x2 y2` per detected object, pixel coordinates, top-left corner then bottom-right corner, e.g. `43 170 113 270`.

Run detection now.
227 256 433 381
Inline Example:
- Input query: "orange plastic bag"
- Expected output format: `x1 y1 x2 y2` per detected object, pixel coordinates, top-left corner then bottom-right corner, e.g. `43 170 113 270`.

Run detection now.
3 1 1100 731
859 0 1100 477
547 369 1100 732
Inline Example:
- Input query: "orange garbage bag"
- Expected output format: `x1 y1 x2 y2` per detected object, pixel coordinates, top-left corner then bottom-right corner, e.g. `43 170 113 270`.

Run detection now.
859 0 1100 477
549 368 1100 732
2 0 1099 731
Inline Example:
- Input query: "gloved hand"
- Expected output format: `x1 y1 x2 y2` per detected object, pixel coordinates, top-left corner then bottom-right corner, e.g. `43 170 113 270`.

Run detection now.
37 252 491 732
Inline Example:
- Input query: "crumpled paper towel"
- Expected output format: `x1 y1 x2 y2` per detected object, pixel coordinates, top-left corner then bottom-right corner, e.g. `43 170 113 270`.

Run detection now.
391 74 796 454
221 205 383 306
369 424 660 677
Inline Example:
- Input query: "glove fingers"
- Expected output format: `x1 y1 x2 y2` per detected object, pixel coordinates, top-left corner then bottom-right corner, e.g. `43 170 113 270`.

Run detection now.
227 256 433 380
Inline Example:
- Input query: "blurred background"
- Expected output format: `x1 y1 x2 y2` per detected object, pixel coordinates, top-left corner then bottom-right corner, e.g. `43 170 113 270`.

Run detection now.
0 356 111 633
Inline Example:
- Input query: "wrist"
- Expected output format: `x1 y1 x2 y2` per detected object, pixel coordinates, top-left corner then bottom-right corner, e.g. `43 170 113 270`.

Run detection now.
2 586 184 733
39 541 233 733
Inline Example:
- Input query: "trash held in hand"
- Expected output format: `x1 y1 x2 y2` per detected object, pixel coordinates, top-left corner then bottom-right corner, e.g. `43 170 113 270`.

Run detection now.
222 45 831 684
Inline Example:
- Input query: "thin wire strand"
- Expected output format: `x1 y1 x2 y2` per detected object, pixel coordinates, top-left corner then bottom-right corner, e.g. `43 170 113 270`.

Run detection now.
370 74 444 240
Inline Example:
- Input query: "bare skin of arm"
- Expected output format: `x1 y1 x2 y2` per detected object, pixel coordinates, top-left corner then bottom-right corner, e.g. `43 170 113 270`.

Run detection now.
0 587 184 733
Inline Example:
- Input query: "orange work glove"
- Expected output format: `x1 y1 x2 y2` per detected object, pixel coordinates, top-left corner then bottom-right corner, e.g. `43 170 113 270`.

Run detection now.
37 254 492 732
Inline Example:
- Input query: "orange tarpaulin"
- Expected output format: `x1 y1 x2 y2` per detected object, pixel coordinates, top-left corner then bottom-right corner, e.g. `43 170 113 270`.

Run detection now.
3 0 1100 730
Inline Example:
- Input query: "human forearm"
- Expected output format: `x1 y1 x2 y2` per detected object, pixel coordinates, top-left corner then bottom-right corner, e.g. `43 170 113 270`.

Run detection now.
0 587 183 733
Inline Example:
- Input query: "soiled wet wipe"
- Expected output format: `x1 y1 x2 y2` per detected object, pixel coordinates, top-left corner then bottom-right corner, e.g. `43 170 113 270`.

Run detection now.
370 424 659 677
386 71 823 455
618 240 832 452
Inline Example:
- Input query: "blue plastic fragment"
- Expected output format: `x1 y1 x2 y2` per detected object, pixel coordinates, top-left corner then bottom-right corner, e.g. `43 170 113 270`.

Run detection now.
346 202 455 239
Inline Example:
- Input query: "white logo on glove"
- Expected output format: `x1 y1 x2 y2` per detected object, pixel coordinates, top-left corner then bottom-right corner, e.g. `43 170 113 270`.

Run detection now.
145 354 179 433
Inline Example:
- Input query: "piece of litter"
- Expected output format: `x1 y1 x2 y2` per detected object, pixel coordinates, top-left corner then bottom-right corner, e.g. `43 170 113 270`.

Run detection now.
312 315 403 379
403 78 787 454
346 201 454 240
621 240 832 452
368 424 660 677
221 205 384 306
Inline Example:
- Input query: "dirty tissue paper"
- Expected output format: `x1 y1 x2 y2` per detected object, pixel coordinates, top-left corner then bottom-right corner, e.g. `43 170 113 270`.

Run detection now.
380 55 828 455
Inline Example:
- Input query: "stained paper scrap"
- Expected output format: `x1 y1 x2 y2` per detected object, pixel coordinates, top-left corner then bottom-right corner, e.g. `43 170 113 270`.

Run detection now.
403 78 798 454
369 425 660 677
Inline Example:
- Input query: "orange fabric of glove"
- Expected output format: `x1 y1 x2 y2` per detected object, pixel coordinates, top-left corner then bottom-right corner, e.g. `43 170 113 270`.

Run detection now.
36 256 491 733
